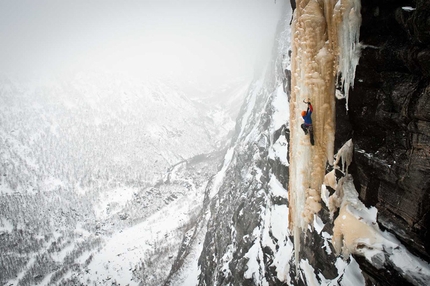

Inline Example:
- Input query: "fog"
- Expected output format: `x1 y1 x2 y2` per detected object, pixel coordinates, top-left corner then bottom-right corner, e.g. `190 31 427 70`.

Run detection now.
0 0 287 85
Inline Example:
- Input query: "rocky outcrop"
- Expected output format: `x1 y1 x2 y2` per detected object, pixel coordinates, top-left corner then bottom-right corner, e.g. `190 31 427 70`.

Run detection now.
346 0 430 262
197 84 277 286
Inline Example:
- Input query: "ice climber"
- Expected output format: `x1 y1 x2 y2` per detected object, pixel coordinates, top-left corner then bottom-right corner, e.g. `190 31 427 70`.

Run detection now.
301 100 312 132
301 99 314 145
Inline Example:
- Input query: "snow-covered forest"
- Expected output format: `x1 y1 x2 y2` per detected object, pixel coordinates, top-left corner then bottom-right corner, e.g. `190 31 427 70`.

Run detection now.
0 71 247 285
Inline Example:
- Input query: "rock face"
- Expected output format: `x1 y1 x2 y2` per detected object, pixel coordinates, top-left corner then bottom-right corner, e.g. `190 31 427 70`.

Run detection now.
197 108 274 285
347 0 430 260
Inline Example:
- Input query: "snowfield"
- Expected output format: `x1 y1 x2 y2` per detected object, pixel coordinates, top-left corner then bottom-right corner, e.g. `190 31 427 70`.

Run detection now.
81 192 197 285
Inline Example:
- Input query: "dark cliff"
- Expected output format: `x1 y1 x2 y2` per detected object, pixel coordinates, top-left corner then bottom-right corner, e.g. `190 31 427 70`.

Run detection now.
345 0 430 262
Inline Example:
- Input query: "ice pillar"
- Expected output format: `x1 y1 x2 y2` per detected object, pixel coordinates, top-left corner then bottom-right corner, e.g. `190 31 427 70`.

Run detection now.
287 0 361 272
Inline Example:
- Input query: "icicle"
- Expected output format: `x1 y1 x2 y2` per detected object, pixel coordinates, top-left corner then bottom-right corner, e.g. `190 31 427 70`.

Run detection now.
334 138 353 174
336 0 362 110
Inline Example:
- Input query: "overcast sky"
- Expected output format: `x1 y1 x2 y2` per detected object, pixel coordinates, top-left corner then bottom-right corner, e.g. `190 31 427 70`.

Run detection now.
0 0 288 83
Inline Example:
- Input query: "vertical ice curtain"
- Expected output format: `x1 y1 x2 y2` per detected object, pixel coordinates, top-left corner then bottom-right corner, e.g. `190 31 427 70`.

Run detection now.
287 0 361 270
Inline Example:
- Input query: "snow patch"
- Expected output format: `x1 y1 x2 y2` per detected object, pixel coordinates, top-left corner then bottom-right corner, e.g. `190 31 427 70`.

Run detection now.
0 184 14 195
269 86 289 166
94 187 136 219
272 237 294 283
268 205 293 283
269 133 289 166
41 177 65 192
210 147 234 199
342 257 365 286
244 227 266 285
269 174 288 199
0 217 13 233
271 84 289 131
82 194 192 285
300 259 319 286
